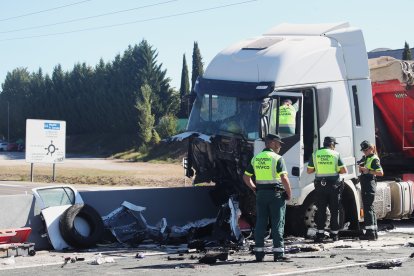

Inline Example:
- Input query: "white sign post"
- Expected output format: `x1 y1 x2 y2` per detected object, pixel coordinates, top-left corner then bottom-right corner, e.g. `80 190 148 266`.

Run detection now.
26 119 66 182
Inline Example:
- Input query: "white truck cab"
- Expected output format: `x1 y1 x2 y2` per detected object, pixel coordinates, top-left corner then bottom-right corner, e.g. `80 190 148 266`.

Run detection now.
181 22 413 235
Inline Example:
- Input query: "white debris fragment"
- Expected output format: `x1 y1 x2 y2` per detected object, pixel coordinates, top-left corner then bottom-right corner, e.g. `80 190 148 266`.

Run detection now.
1 256 15 265
89 253 116 265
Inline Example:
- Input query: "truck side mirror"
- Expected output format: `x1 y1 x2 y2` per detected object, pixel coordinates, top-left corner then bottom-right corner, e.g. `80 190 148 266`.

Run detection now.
261 117 269 138
260 100 270 115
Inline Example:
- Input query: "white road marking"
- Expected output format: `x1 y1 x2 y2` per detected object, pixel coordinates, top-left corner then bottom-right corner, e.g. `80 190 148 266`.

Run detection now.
0 183 21 187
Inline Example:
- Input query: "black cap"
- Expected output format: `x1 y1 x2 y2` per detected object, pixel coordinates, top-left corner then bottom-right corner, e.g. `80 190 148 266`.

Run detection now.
265 134 284 143
323 136 338 145
360 140 372 151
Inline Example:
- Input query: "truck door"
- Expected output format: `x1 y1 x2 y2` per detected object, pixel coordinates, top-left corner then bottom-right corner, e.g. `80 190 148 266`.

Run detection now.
268 92 304 186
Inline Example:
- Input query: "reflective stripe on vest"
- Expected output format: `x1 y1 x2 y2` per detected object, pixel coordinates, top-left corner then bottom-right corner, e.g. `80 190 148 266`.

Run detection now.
279 105 296 128
252 150 282 184
313 148 340 177
365 154 379 171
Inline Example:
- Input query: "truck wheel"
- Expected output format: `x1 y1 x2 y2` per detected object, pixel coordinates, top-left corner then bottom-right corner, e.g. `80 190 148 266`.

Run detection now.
59 204 104 249
286 192 344 237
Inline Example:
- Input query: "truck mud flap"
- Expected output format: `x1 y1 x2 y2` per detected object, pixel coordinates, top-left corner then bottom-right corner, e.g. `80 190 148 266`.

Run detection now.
386 181 414 219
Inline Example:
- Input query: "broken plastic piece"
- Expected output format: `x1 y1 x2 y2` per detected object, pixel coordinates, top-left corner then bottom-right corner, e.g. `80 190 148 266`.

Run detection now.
136 252 145 259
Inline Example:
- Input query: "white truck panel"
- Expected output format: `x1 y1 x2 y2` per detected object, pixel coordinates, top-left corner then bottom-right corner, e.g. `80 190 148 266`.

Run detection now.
204 36 347 86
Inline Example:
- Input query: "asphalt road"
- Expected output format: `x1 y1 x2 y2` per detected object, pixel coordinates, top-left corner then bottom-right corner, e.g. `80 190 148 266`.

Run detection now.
1 230 414 276
1 152 414 275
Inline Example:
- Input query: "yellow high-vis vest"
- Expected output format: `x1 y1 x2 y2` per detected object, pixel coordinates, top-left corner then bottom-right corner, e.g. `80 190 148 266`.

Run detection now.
279 105 296 128
313 148 340 177
252 151 282 184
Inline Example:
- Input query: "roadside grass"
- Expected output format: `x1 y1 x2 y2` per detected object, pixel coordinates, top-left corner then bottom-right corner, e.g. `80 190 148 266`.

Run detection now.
0 137 188 187
111 149 145 162
111 140 186 163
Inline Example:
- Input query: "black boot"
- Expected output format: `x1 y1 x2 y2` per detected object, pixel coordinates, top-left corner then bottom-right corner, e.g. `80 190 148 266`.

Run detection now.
330 233 339 241
274 255 291 262
314 233 325 243
360 230 377 241
255 252 265 262
374 231 378 240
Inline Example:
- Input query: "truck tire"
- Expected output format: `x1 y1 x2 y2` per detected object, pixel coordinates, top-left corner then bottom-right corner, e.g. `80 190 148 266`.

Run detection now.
286 192 345 237
59 204 104 248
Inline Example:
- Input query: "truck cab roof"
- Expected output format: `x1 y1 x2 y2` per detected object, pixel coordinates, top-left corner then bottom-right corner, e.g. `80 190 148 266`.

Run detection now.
204 22 369 88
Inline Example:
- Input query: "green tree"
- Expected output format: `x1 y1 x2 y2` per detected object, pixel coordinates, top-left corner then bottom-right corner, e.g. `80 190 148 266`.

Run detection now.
191 41 204 92
136 40 179 121
155 114 178 139
402 41 412 60
179 54 190 118
1 68 32 138
151 129 161 145
0 39 178 143
136 84 155 145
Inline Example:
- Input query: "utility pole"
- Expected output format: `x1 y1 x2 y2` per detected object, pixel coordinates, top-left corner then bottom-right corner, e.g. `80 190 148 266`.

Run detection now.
7 101 9 143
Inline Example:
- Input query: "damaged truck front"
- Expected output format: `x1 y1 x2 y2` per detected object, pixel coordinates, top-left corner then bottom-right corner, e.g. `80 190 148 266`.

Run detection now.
176 22 414 236
184 80 275 222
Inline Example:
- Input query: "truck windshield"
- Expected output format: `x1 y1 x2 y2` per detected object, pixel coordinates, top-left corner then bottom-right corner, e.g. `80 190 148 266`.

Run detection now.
187 93 261 140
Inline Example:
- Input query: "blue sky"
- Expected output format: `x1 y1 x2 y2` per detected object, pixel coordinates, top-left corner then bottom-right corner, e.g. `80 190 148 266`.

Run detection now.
0 0 412 90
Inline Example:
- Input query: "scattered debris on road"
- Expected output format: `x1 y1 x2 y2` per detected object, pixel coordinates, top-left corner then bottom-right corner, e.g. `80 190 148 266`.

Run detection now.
366 259 403 269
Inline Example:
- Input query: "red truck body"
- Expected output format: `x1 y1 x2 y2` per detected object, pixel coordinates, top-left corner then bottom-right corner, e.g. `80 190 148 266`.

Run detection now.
372 79 414 158
370 57 414 178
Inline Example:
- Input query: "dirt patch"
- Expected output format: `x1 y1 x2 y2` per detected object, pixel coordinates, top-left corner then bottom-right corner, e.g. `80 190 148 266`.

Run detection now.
0 157 187 187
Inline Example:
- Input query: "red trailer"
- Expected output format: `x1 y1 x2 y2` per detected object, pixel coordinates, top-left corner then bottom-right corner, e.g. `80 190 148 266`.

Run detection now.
369 57 414 178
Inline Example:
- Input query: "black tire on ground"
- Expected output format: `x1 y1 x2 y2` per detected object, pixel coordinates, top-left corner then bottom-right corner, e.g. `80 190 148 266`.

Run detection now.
59 204 104 248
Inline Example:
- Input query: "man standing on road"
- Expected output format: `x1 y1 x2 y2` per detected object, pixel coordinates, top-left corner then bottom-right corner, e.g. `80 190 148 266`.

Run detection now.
243 134 292 262
307 136 347 242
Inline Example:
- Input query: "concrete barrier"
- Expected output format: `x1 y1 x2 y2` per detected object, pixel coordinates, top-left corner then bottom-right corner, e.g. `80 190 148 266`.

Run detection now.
0 186 218 250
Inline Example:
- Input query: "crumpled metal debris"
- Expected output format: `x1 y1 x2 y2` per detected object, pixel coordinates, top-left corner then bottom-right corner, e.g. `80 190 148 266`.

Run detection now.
102 201 216 246
212 196 244 244
366 259 403 269
102 202 150 245
199 252 229 264
285 244 320 253
101 197 245 248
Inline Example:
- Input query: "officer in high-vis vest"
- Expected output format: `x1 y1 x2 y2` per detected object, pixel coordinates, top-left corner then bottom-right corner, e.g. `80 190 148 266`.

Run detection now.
358 140 384 240
307 136 347 242
278 99 298 137
243 134 292 262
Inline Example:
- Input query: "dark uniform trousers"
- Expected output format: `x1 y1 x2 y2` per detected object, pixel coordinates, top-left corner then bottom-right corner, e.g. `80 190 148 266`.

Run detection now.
314 179 342 232
255 188 286 259
360 175 377 231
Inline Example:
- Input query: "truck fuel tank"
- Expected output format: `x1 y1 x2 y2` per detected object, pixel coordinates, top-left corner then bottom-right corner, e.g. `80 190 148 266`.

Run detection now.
384 180 414 219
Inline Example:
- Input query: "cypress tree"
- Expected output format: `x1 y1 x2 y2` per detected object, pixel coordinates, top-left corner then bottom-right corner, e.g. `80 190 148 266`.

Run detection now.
402 41 412 60
191 41 204 92
136 84 155 146
179 54 190 118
